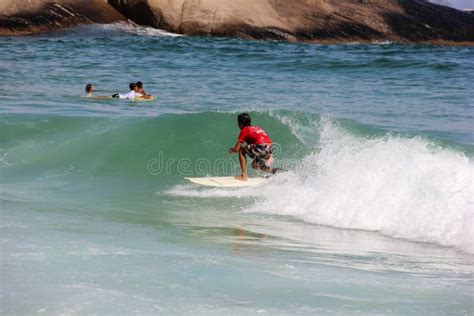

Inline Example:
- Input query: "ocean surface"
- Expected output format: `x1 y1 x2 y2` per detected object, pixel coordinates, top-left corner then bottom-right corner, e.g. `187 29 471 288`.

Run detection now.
1 22 473 315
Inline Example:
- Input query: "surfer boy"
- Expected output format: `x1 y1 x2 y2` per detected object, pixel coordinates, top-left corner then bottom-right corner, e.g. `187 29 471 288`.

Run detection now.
229 113 278 181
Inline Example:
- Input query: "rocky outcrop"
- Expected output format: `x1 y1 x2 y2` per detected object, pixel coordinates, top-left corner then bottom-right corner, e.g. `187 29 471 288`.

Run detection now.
0 0 126 36
2 0 473 45
108 0 474 44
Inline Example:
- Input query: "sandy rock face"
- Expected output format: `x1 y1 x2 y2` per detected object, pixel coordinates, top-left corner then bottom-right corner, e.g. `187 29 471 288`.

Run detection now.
109 0 474 44
1 0 473 44
0 0 126 35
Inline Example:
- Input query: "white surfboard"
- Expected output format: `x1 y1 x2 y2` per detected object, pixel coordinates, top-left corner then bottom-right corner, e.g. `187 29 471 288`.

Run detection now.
185 176 265 187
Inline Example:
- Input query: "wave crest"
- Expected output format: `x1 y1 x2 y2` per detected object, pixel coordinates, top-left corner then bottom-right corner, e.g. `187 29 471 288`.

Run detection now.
247 117 474 253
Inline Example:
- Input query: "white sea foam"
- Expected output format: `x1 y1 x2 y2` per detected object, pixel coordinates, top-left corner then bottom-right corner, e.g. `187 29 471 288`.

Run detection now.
249 119 474 253
95 22 182 37
167 184 262 198
62 22 182 38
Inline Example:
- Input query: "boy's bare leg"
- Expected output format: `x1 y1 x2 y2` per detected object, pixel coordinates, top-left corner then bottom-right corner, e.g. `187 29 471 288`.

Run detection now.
235 148 248 181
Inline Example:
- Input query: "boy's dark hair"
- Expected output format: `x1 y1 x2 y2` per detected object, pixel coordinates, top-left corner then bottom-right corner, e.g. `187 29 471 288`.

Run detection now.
238 113 251 127
85 84 93 93
129 83 136 90
136 81 143 88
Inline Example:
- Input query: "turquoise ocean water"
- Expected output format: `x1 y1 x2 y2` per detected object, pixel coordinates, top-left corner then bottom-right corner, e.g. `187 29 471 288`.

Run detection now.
1 23 473 315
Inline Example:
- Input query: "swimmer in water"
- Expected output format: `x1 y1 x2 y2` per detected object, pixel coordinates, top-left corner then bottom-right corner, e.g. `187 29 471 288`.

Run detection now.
83 84 114 99
136 81 152 97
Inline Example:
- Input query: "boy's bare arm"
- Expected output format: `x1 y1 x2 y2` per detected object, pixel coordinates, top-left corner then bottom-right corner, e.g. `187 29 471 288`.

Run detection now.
229 141 242 154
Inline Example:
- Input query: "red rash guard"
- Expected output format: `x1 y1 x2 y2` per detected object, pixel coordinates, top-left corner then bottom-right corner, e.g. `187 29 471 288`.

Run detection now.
238 126 272 145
